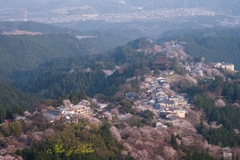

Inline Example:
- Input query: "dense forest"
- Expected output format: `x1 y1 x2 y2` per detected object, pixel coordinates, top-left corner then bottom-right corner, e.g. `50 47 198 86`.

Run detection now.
0 22 149 76
0 37 161 113
0 84 40 110
0 34 94 75
180 35 240 69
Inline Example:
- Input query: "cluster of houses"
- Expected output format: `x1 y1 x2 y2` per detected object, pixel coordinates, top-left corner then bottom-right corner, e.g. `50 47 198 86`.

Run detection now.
136 76 190 128
42 99 93 123
155 78 189 125
181 62 205 77
182 61 235 78
213 62 234 71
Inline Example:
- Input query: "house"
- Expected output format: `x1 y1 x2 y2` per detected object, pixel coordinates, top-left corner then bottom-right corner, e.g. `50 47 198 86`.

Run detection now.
174 109 187 118
166 100 175 108
3 119 14 124
157 77 164 81
145 89 152 95
169 97 179 107
43 110 61 123
214 62 234 71
156 122 162 127
63 99 73 107
148 100 155 106
57 103 93 117
85 68 91 72
15 116 27 121
78 100 91 106
65 117 78 124
126 92 140 99
71 105 93 116
165 115 179 125
97 103 108 110
152 57 170 70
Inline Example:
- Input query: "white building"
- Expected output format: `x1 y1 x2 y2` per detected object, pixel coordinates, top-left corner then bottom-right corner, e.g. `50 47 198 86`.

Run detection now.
214 62 234 71
174 109 187 118
97 103 108 110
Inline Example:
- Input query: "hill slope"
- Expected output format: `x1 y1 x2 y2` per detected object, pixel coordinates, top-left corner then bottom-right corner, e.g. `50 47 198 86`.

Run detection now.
0 34 95 75
158 26 240 39
180 35 240 69
0 83 40 110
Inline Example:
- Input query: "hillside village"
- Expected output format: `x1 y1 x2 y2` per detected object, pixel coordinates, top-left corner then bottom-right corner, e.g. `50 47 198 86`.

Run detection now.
0 40 238 160
34 41 236 127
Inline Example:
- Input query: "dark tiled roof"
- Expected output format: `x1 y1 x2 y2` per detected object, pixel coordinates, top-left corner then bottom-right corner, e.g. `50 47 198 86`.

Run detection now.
153 57 169 64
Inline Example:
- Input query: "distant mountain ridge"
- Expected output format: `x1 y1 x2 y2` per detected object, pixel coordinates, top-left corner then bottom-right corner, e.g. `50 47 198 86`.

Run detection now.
0 21 84 35
158 26 240 39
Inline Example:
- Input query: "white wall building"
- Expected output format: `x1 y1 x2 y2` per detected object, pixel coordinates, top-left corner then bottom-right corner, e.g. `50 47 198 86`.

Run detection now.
214 62 234 71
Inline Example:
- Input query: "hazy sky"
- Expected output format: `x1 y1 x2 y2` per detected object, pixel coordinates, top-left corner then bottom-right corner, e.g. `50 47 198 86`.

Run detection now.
1 0 239 13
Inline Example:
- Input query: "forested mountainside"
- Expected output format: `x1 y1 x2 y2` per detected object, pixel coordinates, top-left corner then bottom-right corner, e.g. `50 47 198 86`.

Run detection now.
0 83 40 110
181 36 240 69
82 29 147 52
0 34 94 75
9 38 161 99
158 26 240 39
156 27 240 70
0 22 147 76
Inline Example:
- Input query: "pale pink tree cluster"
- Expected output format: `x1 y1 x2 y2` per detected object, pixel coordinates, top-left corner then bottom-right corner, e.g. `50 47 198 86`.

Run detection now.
185 75 197 84
215 99 226 107
43 129 55 137
103 112 112 121
76 114 102 125
204 68 224 77
123 143 132 152
84 126 91 131
121 151 128 157
111 108 119 116
120 126 173 159
163 146 176 159
133 105 145 113
164 88 176 97
110 126 121 142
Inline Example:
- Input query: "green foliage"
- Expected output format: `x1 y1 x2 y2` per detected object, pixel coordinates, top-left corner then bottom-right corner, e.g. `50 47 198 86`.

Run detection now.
0 121 23 137
0 83 40 111
171 58 184 75
0 108 6 123
12 106 25 116
184 78 240 147
142 110 154 120
0 34 93 75
170 134 178 149
126 116 143 127
16 122 123 160
153 68 160 77
206 127 240 147
185 151 216 160
182 35 240 69
119 99 134 114
126 37 154 51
